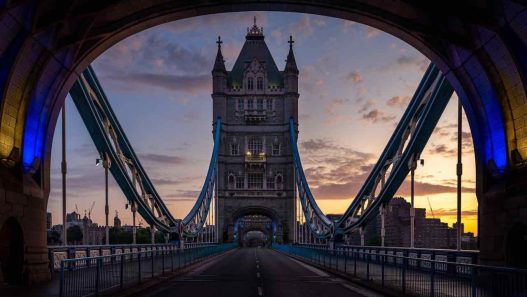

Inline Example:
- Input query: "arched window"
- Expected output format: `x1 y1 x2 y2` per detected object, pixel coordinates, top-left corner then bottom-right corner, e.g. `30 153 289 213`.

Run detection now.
257 77 263 90
247 77 254 90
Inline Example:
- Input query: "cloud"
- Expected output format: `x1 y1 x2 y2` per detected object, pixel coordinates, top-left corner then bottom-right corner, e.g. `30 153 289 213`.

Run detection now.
104 73 210 93
341 20 356 33
431 208 478 218
138 153 188 164
362 109 396 123
387 95 411 108
293 15 314 36
161 13 268 35
163 190 201 202
345 71 363 83
396 180 474 196
428 144 456 157
396 55 429 71
365 27 380 39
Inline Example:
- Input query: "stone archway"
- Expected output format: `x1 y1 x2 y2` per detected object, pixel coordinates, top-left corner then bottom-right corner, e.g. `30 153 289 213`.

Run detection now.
0 1 526 273
0 217 24 285
506 222 527 268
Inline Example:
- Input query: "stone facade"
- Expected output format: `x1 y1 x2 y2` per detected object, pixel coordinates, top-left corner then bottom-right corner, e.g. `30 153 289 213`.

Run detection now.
213 21 299 243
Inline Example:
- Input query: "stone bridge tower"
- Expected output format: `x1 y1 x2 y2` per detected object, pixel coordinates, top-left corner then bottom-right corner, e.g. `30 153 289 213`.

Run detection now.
212 19 299 243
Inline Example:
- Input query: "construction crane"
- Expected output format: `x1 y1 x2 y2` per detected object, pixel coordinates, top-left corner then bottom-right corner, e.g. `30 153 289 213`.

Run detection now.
427 197 435 219
88 201 96 220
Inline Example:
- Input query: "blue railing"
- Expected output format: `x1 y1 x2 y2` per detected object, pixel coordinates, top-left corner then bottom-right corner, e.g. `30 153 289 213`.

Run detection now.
59 243 236 297
274 244 527 297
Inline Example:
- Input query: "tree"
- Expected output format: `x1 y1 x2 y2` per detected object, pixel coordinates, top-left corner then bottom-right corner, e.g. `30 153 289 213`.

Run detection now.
109 227 133 244
67 225 83 244
47 230 61 245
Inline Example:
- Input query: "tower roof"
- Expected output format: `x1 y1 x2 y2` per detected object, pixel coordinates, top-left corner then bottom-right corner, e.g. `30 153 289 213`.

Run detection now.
228 17 283 87
284 35 299 74
213 36 226 72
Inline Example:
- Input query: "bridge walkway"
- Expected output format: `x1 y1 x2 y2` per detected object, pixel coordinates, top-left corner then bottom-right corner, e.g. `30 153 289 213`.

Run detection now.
131 247 382 297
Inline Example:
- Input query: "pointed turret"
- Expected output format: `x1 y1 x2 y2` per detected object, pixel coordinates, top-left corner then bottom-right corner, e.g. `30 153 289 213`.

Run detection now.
212 36 227 94
213 36 226 73
284 35 299 94
284 35 299 74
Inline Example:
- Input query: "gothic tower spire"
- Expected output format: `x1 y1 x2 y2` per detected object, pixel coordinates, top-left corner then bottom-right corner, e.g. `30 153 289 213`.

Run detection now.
284 35 299 74
213 36 226 72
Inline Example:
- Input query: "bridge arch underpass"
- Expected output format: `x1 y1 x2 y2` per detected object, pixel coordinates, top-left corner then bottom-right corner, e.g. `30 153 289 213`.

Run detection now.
230 207 279 246
0 0 526 282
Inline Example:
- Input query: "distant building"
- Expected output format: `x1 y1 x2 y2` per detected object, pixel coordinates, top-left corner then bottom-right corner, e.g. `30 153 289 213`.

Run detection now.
344 197 478 249
114 211 121 228
52 211 106 245
46 212 52 229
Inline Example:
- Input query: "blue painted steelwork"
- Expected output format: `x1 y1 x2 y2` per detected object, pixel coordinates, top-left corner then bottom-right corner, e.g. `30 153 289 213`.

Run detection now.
338 66 453 232
181 117 221 237
289 119 333 238
290 64 454 237
69 66 221 236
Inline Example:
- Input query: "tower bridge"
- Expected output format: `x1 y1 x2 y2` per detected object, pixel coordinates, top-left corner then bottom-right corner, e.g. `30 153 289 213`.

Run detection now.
0 1 527 296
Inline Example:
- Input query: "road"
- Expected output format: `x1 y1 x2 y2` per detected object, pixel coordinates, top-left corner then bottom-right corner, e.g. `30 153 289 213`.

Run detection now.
138 247 383 297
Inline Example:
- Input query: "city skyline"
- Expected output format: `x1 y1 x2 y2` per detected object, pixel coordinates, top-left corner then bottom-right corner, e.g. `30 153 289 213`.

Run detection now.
46 11 478 235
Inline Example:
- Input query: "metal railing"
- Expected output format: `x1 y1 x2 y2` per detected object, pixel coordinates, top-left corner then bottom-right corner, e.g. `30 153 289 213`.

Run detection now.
49 244 175 272
59 244 236 297
274 244 527 297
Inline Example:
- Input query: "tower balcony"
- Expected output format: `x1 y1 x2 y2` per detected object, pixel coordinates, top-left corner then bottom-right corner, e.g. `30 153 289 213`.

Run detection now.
245 151 266 170
245 151 266 162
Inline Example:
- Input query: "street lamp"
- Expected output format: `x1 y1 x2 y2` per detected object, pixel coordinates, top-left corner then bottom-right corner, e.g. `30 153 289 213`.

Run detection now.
409 156 424 248
97 153 110 245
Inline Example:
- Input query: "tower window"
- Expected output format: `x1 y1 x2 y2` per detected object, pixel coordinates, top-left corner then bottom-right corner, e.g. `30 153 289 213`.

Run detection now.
236 176 245 189
267 177 275 189
237 99 244 111
230 144 239 156
248 173 263 189
247 77 254 90
266 99 273 110
272 144 280 156
257 98 264 110
248 138 263 155
257 77 263 90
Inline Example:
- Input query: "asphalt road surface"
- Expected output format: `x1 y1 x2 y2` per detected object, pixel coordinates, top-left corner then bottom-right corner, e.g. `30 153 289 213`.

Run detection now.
138 247 383 297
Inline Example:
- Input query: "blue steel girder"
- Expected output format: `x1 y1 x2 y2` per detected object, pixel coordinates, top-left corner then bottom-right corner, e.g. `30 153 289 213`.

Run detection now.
290 119 333 239
335 64 454 233
69 69 171 232
289 63 454 239
69 66 222 238
181 118 221 238
82 66 177 225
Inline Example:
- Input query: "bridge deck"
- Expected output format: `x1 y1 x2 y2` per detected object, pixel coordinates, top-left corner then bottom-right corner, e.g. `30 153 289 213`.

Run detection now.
135 247 381 297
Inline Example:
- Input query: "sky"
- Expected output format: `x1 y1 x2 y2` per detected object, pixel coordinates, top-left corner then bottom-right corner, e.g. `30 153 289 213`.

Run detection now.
47 12 478 235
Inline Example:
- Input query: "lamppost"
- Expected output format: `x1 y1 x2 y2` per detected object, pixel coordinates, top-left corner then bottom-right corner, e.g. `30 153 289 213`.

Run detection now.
456 99 463 250
62 103 67 246
409 156 424 248
97 153 110 245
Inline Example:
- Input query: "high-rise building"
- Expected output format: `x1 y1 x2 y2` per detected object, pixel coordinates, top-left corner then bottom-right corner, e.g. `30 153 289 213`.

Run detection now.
46 212 52 230
214 19 299 243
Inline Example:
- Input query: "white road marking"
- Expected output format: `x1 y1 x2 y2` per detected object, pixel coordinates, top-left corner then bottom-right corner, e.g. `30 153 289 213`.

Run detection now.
257 286 263 296
256 264 260 269
256 272 260 278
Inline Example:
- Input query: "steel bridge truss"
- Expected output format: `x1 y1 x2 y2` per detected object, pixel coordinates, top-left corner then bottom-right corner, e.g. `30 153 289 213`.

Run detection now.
69 63 452 243
290 64 454 239
69 66 220 238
